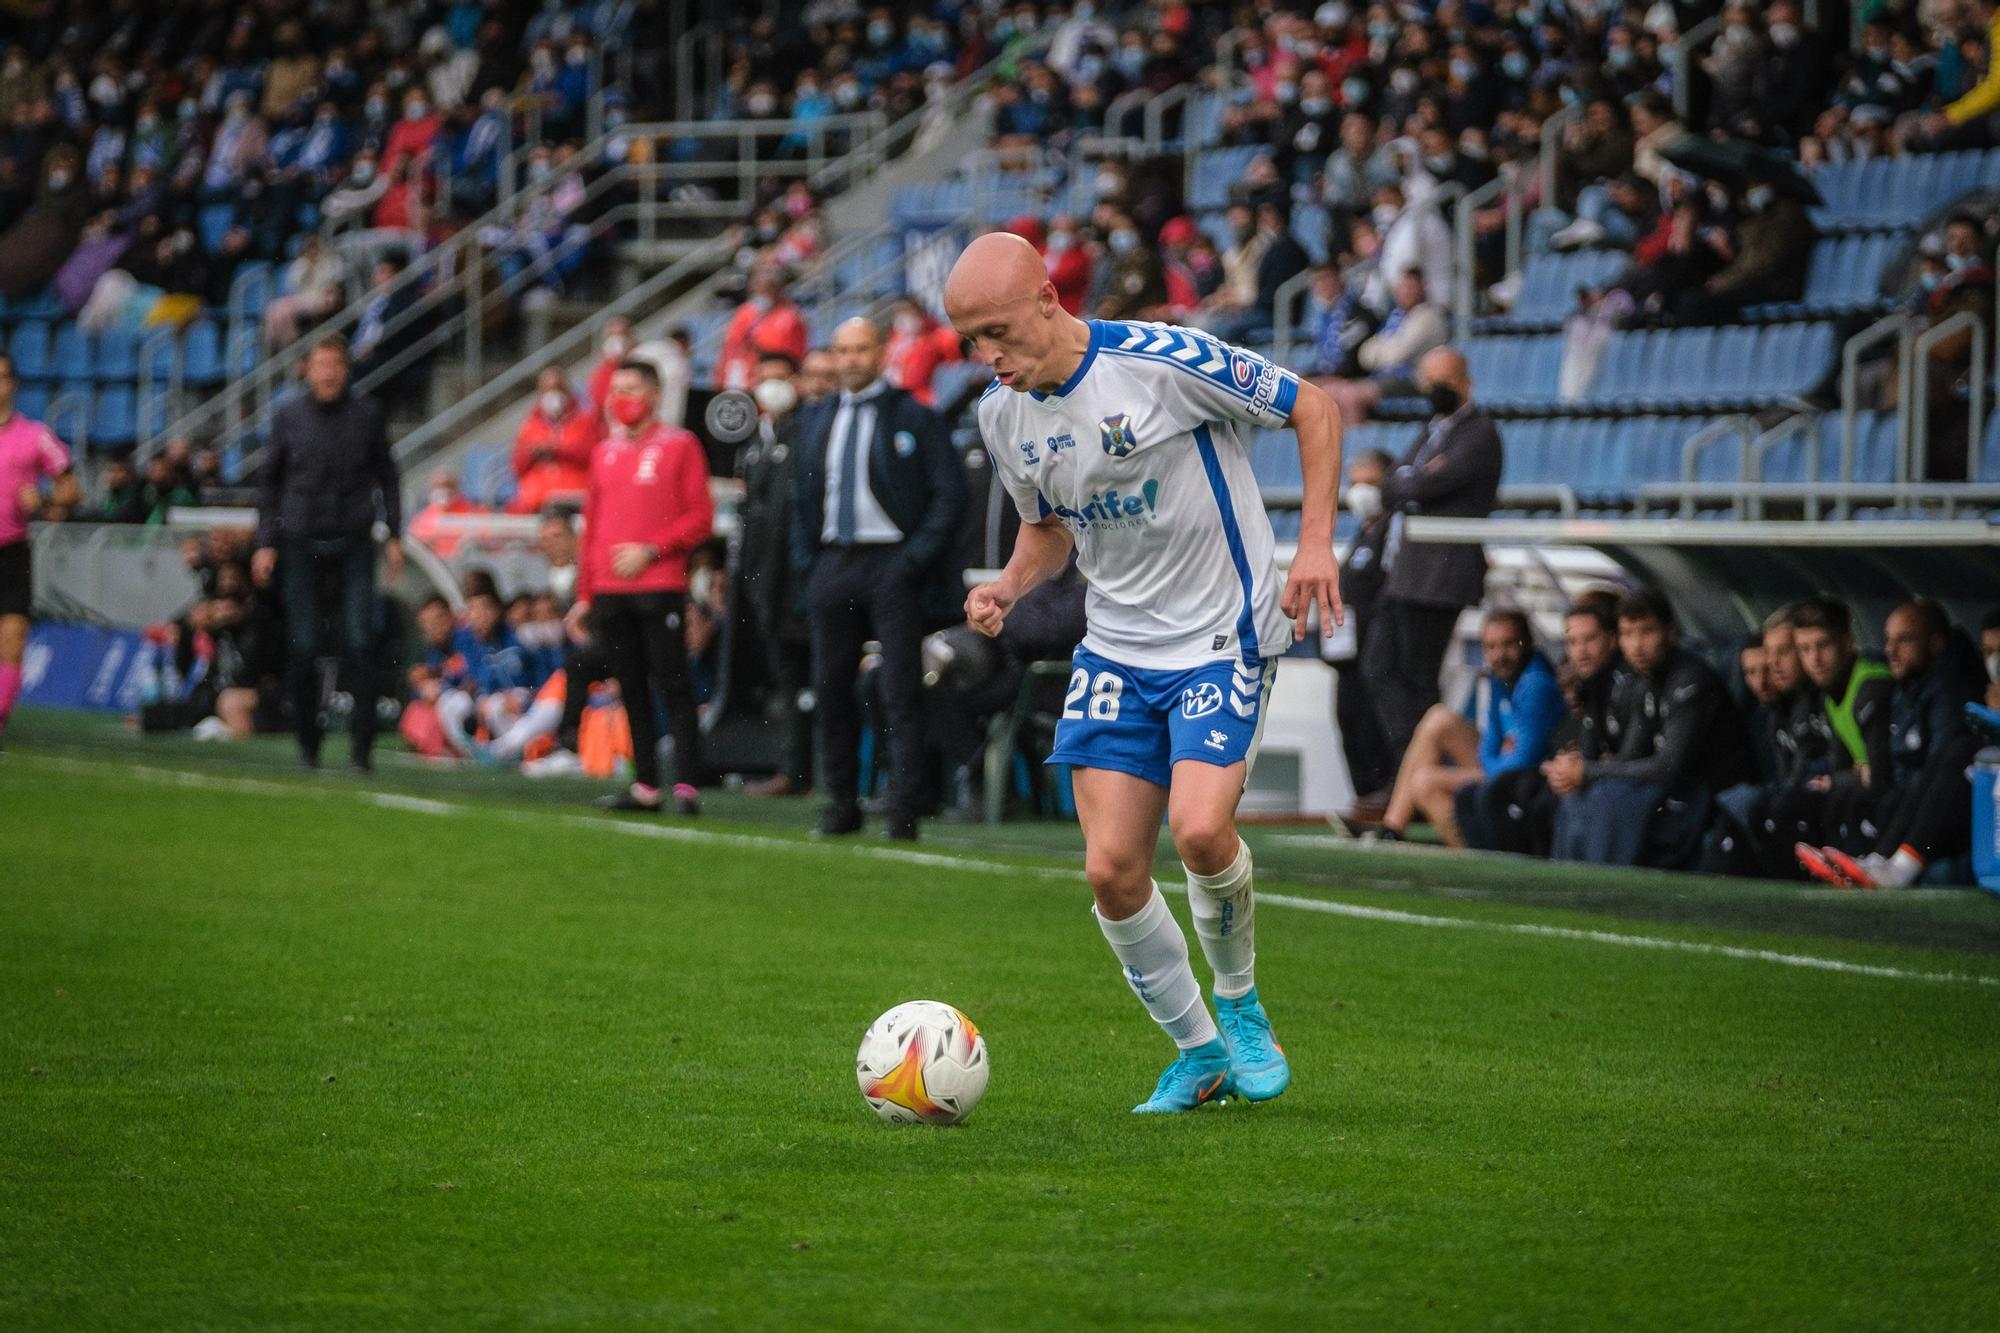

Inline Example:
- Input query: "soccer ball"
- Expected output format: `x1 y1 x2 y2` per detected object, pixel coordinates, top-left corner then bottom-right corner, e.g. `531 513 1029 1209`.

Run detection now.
856 1000 989 1125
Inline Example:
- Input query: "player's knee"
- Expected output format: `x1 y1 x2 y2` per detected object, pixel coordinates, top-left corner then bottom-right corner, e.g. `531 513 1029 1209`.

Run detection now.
1170 813 1237 877
1416 703 1457 737
1085 848 1151 910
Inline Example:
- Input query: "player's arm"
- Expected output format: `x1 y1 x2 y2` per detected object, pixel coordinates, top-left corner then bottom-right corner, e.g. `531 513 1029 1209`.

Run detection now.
967 517 1072 638
21 468 79 517
1280 377 1343 636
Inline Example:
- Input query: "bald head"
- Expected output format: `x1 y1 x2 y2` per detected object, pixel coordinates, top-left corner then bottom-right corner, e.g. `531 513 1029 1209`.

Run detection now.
944 231 1088 393
1417 345 1471 412
831 316 885 393
944 232 1048 317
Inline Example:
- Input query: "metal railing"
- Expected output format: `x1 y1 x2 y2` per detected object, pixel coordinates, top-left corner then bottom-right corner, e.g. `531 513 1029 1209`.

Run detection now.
1908 310 1988 483
1840 312 1915 515
389 64 1005 484
1538 104 1580 220
1673 415 1757 517
1668 16 1724 125
1637 480 2000 520
145 111 897 470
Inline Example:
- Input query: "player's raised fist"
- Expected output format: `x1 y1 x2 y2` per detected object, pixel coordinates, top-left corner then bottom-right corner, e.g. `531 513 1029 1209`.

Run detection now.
966 581 1013 637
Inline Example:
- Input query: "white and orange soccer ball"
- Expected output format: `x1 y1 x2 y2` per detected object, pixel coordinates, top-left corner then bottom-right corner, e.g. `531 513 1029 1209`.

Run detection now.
856 1000 989 1126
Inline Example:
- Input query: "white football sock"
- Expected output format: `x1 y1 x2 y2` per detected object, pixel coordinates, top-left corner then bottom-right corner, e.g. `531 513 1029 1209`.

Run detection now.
1185 838 1256 999
490 696 564 761
1878 844 1925 888
1095 885 1219 1050
436 689 477 756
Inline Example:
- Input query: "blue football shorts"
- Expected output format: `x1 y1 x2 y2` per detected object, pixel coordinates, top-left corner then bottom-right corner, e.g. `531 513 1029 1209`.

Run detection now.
1047 645 1278 789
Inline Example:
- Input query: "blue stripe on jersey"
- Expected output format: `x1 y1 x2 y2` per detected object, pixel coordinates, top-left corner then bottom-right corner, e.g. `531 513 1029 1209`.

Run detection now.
1097 322 1289 410
1192 423 1262 668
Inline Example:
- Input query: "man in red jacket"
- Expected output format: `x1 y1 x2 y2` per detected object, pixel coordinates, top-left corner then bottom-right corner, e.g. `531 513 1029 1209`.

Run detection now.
510 366 600 513
563 360 715 813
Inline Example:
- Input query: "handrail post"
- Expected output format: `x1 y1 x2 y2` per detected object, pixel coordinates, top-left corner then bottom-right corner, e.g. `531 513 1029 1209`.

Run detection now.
465 248 483 393
1271 268 1315 374
1538 104 1579 222
1839 312 1910 518
1669 16 1724 124
1503 161 1525 280
1909 310 1988 485
1454 175 1503 342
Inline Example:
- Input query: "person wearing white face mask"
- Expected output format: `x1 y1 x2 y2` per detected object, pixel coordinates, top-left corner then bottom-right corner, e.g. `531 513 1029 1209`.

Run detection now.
1326 449 1399 804
882 297 965 406
383 90 440 173
511 366 601 514
739 351 816 798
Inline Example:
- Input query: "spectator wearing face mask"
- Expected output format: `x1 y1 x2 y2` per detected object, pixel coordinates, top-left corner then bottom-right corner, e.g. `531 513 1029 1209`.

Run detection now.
1044 214 1094 315
407 466 485 557
1673 180 1817 325
512 367 601 514
1907 217 1995 480
382 90 441 173
717 267 809 391
1192 202 1267 330
588 317 636 416
1092 209 1171 321
882 298 964 406
322 152 387 229
1330 449 1397 805
739 351 814 797
201 92 268 200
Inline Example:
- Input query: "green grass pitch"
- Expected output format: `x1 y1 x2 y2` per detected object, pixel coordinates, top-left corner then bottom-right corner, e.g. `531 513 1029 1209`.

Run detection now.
3 716 1998 1329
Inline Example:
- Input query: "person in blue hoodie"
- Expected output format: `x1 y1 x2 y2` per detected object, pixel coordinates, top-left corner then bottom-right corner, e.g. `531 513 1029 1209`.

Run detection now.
1373 608 1565 847
435 588 533 757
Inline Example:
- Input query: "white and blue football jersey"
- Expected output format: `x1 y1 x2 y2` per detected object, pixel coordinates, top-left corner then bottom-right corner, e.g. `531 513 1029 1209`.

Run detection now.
976 319 1300 670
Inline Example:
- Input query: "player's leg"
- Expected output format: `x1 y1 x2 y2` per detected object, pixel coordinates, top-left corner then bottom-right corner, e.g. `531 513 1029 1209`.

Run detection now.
1073 764 1232 1114
594 595 664 808
0 539 30 746
1413 766 1486 847
634 591 702 811
336 537 379 768
809 552 869 831
278 543 326 766
1165 658 1289 1100
1382 704 1479 835
0 612 26 744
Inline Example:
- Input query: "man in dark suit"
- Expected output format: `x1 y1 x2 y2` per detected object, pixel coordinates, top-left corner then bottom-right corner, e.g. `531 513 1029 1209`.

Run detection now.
1358 344 1502 772
792 317 968 841
1332 448 1398 811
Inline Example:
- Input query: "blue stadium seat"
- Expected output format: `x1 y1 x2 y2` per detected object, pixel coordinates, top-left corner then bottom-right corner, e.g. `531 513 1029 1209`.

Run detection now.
1292 203 1331 264
50 323 91 382
14 383 48 422
197 203 237 255
1251 428 1302 490
1981 411 2000 482
95 326 137 383
8 320 51 382
92 385 136 449
1189 146 1265 211
12 287 60 319
181 320 223 387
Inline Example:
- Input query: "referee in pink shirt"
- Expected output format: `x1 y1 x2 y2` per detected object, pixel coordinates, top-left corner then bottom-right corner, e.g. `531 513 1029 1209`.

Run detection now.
0 351 80 750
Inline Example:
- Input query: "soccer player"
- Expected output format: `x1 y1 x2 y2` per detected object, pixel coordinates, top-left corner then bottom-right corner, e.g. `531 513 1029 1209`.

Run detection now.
945 233 1343 1114
0 351 79 751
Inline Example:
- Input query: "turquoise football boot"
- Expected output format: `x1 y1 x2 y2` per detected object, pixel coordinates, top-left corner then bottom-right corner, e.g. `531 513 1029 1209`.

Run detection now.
1131 1038 1235 1114
1214 987 1290 1102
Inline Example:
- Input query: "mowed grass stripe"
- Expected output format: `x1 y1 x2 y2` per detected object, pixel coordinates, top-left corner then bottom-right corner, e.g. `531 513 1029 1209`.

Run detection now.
2 757 1998 1328
13 750 2000 990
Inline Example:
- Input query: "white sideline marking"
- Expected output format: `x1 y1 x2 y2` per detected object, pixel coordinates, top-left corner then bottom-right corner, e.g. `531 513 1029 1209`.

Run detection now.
370 793 460 816
22 754 2000 989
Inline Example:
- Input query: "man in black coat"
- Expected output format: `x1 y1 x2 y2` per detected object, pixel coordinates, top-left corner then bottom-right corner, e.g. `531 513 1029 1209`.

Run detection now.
791 317 968 840
1332 448 1397 807
1358 344 1502 771
251 336 404 770
739 351 814 798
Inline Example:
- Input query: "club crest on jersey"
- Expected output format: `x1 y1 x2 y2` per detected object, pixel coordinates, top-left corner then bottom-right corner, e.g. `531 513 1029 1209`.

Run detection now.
1230 351 1258 391
1098 413 1137 458
1181 682 1222 719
